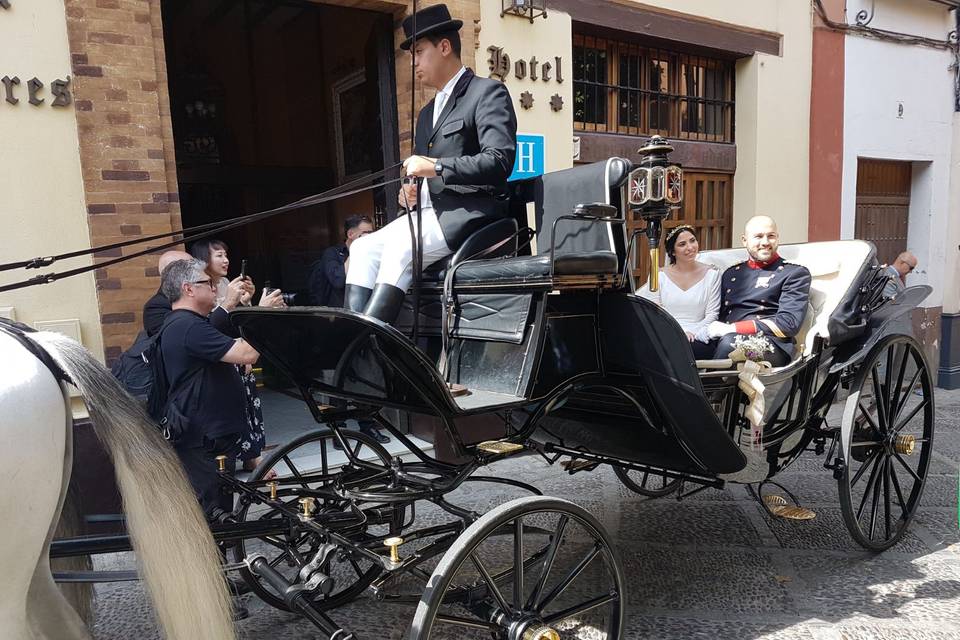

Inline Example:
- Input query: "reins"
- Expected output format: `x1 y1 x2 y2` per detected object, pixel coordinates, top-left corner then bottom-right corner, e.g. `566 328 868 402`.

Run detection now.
0 164 403 294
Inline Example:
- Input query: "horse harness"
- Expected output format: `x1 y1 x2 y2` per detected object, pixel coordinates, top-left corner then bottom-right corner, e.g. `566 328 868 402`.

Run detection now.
0 317 71 384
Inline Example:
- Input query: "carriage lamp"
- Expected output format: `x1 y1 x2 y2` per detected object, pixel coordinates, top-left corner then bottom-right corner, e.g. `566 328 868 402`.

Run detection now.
215 455 227 472
384 536 404 564
501 0 547 22
627 136 683 292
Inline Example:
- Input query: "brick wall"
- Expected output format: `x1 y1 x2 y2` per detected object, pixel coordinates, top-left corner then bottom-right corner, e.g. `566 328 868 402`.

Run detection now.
65 0 181 364
64 0 481 363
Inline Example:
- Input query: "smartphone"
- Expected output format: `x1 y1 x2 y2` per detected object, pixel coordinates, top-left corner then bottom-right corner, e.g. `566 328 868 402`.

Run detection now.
240 259 248 280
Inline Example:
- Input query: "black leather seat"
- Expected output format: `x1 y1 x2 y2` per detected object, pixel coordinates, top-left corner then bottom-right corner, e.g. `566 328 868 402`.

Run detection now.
432 251 618 285
420 217 518 284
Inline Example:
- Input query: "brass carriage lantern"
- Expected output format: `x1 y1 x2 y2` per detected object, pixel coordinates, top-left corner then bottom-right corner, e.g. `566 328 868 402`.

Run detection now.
627 136 683 292
501 0 547 22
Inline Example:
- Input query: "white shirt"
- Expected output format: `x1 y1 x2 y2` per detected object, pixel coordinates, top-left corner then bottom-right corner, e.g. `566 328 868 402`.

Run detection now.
419 66 467 213
637 266 721 342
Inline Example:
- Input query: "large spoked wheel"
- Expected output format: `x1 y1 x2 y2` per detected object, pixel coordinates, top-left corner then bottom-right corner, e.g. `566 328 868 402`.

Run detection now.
838 334 934 551
232 428 395 611
410 496 625 640
613 465 681 498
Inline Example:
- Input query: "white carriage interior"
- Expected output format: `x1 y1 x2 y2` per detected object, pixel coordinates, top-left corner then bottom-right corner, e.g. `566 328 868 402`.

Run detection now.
696 239 874 365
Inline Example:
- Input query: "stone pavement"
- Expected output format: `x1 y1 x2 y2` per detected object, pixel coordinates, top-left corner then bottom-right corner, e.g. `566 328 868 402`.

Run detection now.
92 389 960 639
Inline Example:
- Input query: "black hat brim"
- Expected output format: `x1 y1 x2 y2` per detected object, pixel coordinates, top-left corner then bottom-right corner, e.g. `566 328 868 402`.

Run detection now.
400 19 464 50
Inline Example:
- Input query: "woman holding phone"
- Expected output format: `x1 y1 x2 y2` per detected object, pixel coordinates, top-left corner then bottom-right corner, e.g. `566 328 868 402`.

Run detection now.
189 239 284 472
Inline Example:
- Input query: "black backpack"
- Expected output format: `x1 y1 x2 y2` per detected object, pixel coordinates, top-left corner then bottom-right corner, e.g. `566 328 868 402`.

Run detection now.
112 314 201 444
111 330 158 404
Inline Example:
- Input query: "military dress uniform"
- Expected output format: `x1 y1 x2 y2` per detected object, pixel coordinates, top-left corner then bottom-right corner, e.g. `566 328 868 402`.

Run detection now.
713 255 812 367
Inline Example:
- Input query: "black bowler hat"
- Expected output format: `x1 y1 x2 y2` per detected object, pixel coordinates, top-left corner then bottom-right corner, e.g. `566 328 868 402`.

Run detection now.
399 4 463 51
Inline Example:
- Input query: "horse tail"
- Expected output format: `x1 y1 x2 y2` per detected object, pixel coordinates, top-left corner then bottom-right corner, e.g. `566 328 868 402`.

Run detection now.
30 331 235 640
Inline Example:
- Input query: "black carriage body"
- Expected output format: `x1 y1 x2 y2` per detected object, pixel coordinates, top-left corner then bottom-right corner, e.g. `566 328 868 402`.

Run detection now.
49 156 937 638
230 157 915 486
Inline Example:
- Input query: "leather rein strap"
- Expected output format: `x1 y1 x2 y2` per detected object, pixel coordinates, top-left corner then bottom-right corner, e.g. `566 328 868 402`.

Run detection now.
0 164 403 294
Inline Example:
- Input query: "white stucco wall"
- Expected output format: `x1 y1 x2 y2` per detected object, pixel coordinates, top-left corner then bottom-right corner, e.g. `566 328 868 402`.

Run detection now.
840 0 955 310
634 0 814 244
0 1 103 359
477 0 573 174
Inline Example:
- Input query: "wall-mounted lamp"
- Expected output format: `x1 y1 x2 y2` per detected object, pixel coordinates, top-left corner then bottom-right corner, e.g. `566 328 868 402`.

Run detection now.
501 0 547 23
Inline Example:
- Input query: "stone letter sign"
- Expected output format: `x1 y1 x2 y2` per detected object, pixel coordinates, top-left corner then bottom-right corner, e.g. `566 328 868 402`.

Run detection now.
0 1 11 10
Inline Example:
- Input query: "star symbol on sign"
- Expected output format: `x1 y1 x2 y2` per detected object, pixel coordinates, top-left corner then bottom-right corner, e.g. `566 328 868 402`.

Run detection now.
519 91 534 110
550 94 564 112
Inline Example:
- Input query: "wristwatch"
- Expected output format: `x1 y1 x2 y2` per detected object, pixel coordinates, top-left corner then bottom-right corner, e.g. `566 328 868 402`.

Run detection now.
434 160 444 177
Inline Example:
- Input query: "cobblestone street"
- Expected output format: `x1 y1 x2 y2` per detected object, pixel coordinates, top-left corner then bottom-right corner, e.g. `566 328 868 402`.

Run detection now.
93 390 960 639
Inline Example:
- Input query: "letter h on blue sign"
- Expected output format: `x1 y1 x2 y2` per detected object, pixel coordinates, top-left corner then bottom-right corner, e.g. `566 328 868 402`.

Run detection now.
509 134 545 182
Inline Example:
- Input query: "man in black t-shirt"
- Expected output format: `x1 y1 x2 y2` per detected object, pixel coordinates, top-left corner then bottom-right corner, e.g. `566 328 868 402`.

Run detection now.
159 258 261 517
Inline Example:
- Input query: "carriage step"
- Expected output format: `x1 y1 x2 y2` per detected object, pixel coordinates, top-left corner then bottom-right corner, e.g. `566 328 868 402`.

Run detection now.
560 459 599 473
763 495 817 521
476 440 524 455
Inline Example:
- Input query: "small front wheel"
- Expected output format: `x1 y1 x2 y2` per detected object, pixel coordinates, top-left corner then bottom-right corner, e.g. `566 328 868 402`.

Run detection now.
409 496 625 640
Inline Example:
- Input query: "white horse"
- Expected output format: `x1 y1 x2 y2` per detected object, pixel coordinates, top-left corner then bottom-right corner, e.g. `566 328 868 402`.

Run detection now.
0 327 235 640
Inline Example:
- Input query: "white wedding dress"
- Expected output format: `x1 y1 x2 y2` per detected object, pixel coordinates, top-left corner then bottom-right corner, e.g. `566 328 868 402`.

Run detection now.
637 266 721 342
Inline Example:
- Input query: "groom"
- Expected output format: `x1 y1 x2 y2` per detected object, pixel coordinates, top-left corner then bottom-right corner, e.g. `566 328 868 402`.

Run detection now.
706 216 811 367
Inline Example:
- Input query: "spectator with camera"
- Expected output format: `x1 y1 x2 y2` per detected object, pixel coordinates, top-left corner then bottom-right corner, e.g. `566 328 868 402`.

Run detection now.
189 239 286 471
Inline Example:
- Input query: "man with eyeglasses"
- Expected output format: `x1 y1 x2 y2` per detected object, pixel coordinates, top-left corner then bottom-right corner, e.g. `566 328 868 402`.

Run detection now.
884 251 918 299
157 258 261 519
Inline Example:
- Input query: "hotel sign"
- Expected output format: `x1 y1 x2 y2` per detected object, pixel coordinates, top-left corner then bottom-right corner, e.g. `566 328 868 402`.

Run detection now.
1 75 72 107
487 46 564 84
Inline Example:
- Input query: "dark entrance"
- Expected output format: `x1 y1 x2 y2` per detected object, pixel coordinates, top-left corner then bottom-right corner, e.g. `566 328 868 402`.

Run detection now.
160 0 399 298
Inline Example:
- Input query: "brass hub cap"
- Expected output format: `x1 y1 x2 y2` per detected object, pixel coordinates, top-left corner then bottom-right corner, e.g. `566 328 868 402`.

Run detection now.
523 627 560 640
894 434 916 455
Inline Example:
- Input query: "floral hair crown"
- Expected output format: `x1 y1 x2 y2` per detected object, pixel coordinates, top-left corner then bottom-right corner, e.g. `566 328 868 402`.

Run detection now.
665 225 696 245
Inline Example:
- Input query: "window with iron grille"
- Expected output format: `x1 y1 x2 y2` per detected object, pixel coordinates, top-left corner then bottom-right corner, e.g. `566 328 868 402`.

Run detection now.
573 34 735 143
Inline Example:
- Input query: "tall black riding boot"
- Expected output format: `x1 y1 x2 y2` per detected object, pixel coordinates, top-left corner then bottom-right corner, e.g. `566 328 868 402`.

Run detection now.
363 283 405 324
344 284 373 313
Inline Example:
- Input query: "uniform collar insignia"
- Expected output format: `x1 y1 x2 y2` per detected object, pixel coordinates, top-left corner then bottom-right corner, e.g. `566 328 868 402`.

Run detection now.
747 253 781 270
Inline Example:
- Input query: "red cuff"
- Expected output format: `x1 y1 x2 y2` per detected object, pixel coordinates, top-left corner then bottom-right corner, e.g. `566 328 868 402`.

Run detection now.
734 320 758 335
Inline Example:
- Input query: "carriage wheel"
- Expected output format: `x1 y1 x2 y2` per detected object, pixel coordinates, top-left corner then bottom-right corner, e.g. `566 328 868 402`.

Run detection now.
838 334 934 551
232 428 395 611
613 465 681 498
409 496 624 640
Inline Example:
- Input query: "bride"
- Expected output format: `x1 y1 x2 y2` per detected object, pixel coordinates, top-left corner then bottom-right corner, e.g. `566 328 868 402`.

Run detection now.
637 224 720 359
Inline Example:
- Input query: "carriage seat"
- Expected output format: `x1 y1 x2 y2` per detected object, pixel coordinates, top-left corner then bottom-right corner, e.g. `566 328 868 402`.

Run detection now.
696 240 874 367
423 158 631 290
427 250 618 286
420 217 519 284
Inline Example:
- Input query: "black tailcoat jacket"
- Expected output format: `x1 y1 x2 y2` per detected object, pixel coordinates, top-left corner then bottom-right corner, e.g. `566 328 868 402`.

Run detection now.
415 68 518 250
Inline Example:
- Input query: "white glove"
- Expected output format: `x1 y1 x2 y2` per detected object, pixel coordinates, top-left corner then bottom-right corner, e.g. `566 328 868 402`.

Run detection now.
707 321 736 339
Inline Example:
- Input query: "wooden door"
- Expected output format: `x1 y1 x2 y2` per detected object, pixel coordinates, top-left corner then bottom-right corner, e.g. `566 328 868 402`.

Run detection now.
855 159 911 266
629 171 733 284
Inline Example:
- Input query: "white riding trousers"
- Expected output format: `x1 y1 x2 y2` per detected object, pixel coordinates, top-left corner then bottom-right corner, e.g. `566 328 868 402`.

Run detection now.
345 206 451 291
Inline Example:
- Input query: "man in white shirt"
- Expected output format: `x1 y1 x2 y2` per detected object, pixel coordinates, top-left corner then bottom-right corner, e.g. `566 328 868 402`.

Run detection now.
344 3 517 324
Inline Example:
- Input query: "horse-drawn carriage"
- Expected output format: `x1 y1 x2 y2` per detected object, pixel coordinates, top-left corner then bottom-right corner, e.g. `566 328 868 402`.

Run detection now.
9 138 933 639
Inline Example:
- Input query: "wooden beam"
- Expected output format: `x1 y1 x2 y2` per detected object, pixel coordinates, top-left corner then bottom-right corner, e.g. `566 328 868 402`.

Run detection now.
548 0 782 58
